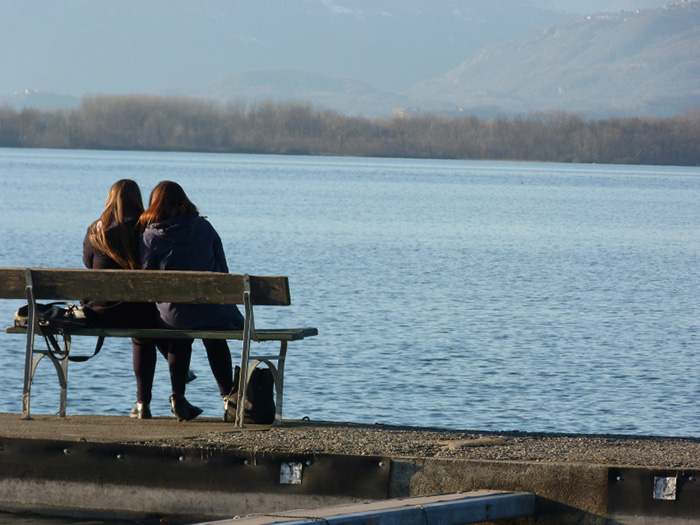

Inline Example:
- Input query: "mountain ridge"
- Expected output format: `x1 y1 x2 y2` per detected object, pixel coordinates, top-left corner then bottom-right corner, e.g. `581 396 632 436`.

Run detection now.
404 1 700 117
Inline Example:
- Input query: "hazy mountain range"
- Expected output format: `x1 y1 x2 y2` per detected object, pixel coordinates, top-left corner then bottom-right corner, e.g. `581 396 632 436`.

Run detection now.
2 0 697 118
406 0 700 117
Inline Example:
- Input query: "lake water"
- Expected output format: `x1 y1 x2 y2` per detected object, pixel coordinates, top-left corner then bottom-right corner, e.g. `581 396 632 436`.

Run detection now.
0 147 698 438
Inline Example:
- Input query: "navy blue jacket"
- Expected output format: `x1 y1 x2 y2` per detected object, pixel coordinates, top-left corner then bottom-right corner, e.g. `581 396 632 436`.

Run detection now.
140 213 244 330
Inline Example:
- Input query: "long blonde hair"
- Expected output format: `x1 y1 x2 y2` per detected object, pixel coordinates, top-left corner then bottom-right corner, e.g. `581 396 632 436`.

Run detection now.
88 179 144 269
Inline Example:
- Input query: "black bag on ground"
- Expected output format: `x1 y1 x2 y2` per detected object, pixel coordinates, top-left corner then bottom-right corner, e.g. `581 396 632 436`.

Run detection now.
14 302 91 331
233 365 276 424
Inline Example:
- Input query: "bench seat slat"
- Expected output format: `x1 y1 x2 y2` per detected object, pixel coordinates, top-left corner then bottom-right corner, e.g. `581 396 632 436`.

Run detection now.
6 326 318 341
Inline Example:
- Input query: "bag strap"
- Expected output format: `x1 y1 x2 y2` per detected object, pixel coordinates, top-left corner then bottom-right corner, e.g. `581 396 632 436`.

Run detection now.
69 335 105 362
43 334 106 362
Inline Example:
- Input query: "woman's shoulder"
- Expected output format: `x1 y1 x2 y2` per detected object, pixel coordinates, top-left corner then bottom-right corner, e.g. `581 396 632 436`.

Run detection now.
194 214 218 232
83 221 99 249
85 219 99 235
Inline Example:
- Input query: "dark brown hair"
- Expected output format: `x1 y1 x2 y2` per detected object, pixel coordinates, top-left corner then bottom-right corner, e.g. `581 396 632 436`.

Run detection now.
139 180 198 228
88 179 144 269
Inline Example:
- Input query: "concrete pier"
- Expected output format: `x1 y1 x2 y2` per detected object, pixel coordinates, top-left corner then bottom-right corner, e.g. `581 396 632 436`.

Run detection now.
1 413 699 524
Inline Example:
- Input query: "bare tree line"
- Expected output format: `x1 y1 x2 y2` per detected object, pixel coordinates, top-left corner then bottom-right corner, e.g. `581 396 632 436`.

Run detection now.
1 94 698 166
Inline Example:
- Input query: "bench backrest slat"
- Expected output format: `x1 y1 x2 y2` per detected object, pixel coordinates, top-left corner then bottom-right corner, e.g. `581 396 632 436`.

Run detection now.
0 268 291 306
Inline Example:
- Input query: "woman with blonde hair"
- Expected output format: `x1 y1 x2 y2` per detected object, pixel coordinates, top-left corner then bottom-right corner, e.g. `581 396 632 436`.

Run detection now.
83 179 150 323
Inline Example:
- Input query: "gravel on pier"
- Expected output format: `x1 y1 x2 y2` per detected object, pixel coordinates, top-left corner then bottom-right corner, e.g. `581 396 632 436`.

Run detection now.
144 420 700 469
2 413 697 469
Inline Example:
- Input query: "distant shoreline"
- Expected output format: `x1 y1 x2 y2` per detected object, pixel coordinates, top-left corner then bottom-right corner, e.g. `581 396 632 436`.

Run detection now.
2 96 698 167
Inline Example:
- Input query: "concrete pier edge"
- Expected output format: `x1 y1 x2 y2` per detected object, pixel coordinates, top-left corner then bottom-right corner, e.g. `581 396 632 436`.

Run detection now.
1 413 699 524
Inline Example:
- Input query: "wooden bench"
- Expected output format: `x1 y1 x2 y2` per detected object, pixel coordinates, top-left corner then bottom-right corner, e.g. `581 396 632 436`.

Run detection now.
1 268 317 426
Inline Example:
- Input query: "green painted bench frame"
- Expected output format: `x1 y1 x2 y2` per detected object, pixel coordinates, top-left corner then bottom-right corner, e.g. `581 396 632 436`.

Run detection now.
1 268 317 426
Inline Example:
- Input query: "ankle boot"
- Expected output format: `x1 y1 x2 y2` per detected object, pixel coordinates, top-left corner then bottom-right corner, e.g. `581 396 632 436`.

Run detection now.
169 395 202 422
130 402 152 419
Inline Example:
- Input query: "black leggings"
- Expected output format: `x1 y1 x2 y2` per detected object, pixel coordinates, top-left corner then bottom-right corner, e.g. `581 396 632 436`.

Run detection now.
132 338 174 404
201 339 234 397
133 337 233 402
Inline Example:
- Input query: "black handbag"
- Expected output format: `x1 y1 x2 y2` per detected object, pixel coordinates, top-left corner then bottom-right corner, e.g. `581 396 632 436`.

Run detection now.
13 302 103 362
14 302 91 331
15 302 90 331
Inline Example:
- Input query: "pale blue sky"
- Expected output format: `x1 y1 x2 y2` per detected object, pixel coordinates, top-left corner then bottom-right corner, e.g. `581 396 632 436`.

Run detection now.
0 0 677 97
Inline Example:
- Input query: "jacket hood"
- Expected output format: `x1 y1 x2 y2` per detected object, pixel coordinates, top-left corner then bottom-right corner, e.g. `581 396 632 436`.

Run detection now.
147 213 198 245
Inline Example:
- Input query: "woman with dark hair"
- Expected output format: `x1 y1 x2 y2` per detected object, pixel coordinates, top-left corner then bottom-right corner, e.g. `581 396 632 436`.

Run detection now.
139 180 243 422
83 179 195 420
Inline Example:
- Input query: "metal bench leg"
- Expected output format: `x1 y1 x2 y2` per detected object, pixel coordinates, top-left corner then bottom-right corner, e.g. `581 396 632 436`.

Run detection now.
235 284 254 427
236 339 250 427
25 335 71 419
273 340 287 425
22 269 37 420
44 335 71 418
54 354 69 418
22 331 36 420
25 353 48 417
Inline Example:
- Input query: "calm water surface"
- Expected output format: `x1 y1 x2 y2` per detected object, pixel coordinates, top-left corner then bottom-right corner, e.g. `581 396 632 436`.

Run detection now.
0 148 698 438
